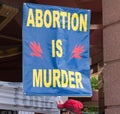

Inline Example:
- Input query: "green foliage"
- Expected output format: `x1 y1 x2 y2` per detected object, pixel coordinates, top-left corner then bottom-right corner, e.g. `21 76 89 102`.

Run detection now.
83 107 99 114
91 77 98 90
84 107 99 112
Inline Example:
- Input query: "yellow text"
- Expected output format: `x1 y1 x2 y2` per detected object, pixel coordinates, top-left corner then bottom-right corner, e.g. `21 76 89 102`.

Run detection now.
33 69 84 89
26 8 88 32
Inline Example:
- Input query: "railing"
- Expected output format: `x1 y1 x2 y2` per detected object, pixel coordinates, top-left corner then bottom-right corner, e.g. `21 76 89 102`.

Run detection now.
0 81 59 114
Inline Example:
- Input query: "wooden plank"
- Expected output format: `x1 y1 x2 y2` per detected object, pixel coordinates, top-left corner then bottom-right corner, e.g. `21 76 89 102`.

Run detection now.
90 24 103 30
0 4 18 31
0 35 22 42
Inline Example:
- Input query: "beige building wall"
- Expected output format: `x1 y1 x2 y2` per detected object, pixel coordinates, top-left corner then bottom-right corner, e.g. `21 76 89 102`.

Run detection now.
103 0 120 113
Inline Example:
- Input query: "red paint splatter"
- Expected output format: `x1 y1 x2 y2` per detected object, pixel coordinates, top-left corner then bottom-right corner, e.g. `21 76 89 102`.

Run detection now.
30 41 43 59
71 45 84 59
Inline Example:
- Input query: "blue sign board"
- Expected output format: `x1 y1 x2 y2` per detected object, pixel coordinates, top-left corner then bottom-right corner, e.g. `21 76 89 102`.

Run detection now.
23 3 92 96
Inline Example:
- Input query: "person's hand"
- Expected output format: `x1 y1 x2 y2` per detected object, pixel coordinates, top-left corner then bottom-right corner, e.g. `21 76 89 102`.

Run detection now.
57 99 64 104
